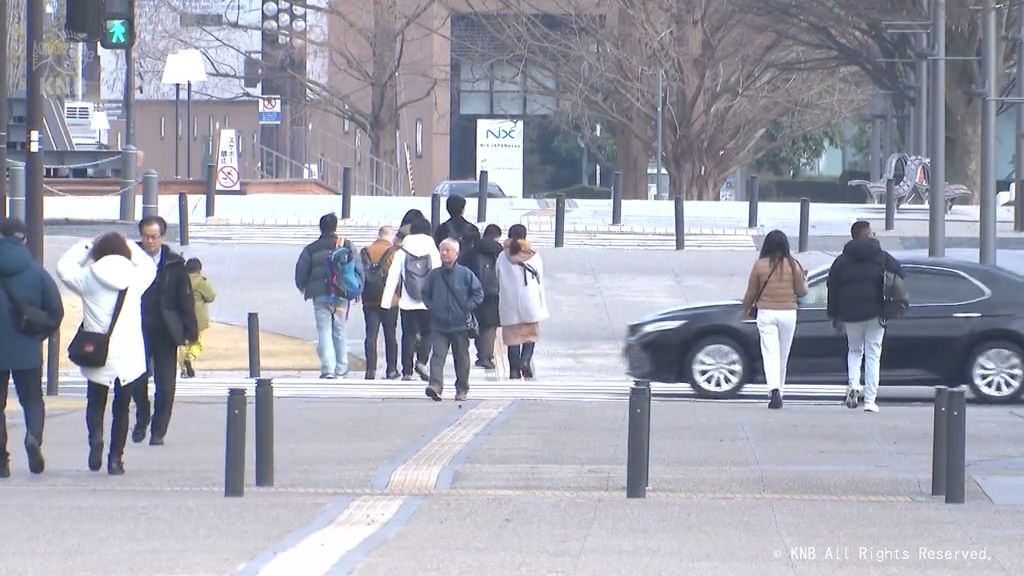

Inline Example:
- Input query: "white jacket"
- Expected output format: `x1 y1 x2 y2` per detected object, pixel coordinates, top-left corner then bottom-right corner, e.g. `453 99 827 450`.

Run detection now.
57 240 157 387
497 250 550 326
381 234 441 311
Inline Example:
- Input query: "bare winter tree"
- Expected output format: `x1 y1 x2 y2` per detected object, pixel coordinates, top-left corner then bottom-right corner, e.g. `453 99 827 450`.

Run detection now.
7 0 75 96
456 0 863 200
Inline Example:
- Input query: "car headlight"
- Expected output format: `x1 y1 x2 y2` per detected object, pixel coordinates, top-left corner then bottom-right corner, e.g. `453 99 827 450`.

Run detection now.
638 320 687 335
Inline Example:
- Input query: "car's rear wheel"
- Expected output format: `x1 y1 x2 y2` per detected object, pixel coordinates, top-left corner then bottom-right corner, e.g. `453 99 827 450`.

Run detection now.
685 336 748 399
967 340 1024 403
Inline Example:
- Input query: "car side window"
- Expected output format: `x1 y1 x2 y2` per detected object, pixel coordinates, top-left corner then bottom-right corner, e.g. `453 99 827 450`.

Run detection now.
903 267 987 306
798 277 828 308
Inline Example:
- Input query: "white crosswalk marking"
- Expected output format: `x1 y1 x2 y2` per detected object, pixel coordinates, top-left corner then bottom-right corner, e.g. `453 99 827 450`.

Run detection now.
188 224 755 251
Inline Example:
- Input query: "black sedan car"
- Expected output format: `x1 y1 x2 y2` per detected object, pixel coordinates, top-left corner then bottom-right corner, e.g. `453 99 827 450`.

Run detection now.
625 257 1024 403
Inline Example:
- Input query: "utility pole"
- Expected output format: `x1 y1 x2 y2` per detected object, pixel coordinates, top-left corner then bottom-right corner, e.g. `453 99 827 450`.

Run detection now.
915 0 929 158
980 0 997 265
1016 0 1024 233
25 0 45 260
929 0 946 257
655 69 665 200
0 0 8 218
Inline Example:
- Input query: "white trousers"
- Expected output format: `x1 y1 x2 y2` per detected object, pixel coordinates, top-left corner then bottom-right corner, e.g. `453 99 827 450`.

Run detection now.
756 309 798 394
844 319 886 404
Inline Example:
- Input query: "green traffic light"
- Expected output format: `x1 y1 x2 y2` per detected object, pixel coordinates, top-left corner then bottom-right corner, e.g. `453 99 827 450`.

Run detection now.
101 18 132 49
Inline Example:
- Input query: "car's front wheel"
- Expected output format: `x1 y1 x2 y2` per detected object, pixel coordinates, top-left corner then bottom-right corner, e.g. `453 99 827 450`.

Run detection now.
685 336 748 399
967 340 1024 403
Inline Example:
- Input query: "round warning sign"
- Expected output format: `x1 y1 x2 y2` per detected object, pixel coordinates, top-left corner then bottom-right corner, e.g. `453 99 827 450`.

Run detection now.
261 97 277 111
217 165 239 190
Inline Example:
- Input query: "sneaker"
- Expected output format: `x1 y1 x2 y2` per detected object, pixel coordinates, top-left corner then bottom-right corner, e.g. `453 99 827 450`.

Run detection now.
335 369 349 378
180 368 189 379
364 371 375 380
88 441 103 472
768 389 783 409
386 370 401 380
454 390 468 402
414 363 429 382
845 388 860 409
320 373 336 380
425 387 442 402
132 421 148 444
149 436 165 446
864 403 880 413
401 374 414 381
25 436 44 474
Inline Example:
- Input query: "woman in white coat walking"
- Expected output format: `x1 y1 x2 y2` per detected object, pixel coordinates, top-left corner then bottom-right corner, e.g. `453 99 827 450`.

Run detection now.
58 233 156 475
497 225 549 379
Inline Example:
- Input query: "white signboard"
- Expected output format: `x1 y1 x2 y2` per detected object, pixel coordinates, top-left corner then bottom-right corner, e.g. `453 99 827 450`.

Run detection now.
259 95 281 125
476 118 523 198
215 129 241 192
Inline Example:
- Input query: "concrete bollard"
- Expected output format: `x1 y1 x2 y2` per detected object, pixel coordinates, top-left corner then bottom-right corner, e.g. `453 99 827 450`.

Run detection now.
747 175 759 229
248 312 261 378
477 170 488 223
342 166 353 220
255 378 275 488
142 170 159 219
205 163 216 218
430 193 441 233
178 193 190 246
225 388 247 498
945 388 967 504
9 165 25 222
554 193 566 248
626 380 651 498
885 177 896 231
674 196 685 251
931 387 949 496
46 333 59 396
612 171 623 226
798 198 810 253
120 145 137 221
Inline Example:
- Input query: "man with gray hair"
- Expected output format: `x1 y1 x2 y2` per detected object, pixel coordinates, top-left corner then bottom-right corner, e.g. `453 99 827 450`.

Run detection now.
421 238 483 401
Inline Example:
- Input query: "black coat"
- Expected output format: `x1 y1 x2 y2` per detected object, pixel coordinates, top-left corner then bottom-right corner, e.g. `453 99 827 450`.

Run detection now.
463 238 502 328
140 244 198 345
827 238 904 323
0 238 64 370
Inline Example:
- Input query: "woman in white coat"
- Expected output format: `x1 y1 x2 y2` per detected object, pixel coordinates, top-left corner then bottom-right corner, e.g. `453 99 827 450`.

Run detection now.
58 233 156 475
497 224 549 379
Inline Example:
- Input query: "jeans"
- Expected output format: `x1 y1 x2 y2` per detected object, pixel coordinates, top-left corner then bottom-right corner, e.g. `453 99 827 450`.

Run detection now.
314 297 349 376
87 380 133 458
132 329 178 439
755 309 798 394
0 368 44 462
363 305 399 376
845 318 886 404
475 326 497 364
429 331 472 394
400 309 432 376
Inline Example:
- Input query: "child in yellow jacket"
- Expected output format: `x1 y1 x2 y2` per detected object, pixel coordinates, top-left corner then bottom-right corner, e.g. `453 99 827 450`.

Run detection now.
180 258 216 378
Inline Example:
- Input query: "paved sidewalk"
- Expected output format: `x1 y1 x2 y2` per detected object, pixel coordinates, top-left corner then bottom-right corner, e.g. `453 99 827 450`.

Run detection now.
1 397 1021 575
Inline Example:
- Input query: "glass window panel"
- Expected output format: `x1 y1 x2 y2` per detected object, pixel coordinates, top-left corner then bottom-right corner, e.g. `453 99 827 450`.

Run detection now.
459 63 491 91
460 92 490 115
493 92 524 115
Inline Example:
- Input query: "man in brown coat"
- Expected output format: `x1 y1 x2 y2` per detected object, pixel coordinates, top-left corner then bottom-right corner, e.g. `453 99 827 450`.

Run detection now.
360 226 400 379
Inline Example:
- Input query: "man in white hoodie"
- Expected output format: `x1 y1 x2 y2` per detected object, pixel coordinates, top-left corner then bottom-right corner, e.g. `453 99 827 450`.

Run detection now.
382 217 441 381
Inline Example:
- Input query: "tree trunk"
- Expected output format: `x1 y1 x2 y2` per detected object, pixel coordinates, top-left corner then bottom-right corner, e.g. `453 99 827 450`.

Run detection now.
616 126 649 199
946 91 981 202
370 0 399 194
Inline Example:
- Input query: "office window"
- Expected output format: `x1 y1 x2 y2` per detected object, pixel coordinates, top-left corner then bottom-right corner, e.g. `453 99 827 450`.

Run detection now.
415 119 423 158
459 63 490 115
160 116 165 139
193 117 198 139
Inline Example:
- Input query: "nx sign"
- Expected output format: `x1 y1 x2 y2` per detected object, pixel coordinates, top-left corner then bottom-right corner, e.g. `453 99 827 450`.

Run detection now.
476 118 524 198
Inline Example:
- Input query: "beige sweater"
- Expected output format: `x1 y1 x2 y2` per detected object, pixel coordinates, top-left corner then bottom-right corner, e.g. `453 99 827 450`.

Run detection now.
742 257 808 315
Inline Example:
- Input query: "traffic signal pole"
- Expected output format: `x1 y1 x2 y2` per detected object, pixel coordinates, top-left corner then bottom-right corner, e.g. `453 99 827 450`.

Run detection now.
25 0 45 261
0 0 8 218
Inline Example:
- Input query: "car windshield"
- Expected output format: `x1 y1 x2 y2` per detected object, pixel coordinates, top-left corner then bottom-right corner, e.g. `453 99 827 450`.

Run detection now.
448 182 505 198
798 268 830 308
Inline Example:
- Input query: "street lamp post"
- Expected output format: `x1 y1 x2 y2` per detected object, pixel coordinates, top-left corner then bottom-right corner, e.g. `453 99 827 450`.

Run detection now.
655 69 665 200
162 50 207 180
929 0 946 257
980 0 997 265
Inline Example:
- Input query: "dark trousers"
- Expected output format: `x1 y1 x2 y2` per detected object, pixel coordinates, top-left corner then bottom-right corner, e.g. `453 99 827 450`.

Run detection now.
400 309 432 376
507 343 537 379
87 380 133 457
0 368 44 462
428 331 472 393
363 305 399 376
475 326 497 364
131 331 178 439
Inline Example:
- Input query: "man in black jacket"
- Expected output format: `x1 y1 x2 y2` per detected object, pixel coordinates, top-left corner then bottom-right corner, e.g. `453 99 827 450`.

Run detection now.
433 195 476 261
132 216 198 445
827 221 904 413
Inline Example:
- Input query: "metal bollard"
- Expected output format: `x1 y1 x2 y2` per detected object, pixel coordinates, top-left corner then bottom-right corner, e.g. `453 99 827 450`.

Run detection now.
945 388 967 504
247 312 261 378
477 170 488 223
626 380 651 498
178 193 190 246
798 198 810 253
341 166 352 220
9 165 25 222
205 163 216 218
120 145 137 221
554 193 566 248
747 175 759 229
612 171 623 226
142 170 159 218
885 177 896 231
255 378 275 487
674 196 685 251
430 193 441 233
931 387 949 496
46 333 59 396
225 388 247 498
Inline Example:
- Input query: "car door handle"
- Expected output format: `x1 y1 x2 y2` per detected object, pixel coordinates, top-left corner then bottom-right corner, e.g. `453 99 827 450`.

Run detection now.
952 312 981 318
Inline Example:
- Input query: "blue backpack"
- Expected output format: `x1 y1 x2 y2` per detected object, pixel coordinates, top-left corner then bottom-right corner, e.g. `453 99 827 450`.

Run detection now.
326 238 363 300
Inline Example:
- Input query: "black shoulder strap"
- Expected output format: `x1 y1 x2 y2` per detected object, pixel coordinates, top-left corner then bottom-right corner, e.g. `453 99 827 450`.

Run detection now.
106 290 128 336
754 261 779 303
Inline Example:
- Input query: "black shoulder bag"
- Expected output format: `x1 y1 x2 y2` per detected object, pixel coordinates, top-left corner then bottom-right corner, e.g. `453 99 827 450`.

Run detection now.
0 277 58 338
68 289 128 368
441 271 479 338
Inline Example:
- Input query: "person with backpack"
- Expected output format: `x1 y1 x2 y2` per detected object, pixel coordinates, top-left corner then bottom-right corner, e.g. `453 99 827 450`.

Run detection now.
382 217 441 381
827 221 905 413
464 224 503 369
361 226 400 380
0 218 64 478
433 196 476 259
295 213 364 379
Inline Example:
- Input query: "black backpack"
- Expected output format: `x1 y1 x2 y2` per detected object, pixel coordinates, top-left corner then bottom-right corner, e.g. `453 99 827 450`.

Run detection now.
361 247 388 304
476 252 499 296
449 221 477 261
402 249 432 301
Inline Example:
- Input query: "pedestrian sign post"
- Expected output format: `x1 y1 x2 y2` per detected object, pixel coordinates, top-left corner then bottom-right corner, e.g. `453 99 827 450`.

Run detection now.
258 96 281 125
216 129 241 192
